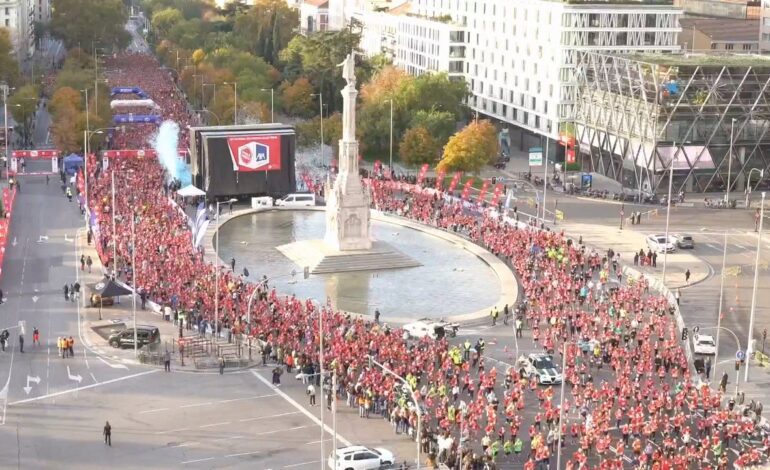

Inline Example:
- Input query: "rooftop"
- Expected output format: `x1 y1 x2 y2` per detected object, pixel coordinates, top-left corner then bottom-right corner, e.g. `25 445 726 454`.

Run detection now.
626 52 770 66
561 0 674 5
679 17 759 42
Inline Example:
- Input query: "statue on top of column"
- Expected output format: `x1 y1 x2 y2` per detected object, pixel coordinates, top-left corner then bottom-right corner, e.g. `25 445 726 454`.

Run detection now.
338 53 356 87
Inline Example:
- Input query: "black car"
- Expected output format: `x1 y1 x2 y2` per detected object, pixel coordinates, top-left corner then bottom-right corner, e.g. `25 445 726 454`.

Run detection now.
108 326 160 349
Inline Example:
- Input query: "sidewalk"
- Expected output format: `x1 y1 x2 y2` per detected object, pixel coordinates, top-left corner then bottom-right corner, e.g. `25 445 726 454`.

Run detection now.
76 230 256 372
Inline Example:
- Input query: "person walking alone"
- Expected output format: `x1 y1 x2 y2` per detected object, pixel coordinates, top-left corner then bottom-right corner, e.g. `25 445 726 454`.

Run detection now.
86 256 93 273
103 421 112 446
32 328 39 346
307 383 316 406
164 350 171 372
18 334 24 353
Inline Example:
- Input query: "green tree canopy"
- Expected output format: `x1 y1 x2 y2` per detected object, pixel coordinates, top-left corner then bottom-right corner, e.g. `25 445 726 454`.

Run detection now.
401 73 468 118
233 0 298 65
280 77 315 118
151 7 184 38
410 109 456 149
51 0 129 52
438 120 499 174
9 85 39 147
0 29 20 87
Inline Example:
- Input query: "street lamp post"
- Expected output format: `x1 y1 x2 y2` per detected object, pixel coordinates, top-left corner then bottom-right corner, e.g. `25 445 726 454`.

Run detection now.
385 99 393 170
745 191 766 382
727 118 736 203
714 231 728 386
312 93 325 168
1 84 9 178
746 169 765 207
214 198 237 340
662 143 676 285
260 88 274 123
223 82 238 124
368 355 422 468
202 83 216 108
556 341 570 470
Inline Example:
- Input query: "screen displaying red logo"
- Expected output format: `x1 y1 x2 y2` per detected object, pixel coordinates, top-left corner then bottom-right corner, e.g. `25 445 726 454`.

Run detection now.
227 135 282 172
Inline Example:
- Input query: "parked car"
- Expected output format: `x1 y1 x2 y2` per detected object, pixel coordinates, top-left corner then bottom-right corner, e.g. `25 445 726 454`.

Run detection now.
108 325 160 349
516 353 562 385
693 334 717 355
672 234 695 249
327 445 395 470
402 319 459 340
646 234 676 253
276 193 316 207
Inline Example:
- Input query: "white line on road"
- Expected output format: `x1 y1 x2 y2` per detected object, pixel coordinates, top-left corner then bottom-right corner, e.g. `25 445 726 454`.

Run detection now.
225 451 261 458
283 461 320 468
181 457 215 465
8 369 160 405
706 243 719 250
218 393 276 404
180 402 213 409
89 372 97 383
154 427 190 435
735 243 749 250
249 370 352 446
139 407 170 415
304 438 333 445
256 424 312 436
237 411 301 422
170 442 196 448
97 356 129 370
199 421 231 429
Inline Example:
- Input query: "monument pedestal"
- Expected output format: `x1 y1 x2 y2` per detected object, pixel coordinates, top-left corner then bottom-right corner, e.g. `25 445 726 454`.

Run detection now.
277 238 421 274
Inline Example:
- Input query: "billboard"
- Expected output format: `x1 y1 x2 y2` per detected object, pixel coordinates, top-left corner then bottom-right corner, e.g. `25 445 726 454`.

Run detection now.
226 135 282 172
190 124 296 198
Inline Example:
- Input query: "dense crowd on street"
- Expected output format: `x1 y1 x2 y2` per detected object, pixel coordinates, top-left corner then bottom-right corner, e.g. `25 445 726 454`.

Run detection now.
82 51 770 469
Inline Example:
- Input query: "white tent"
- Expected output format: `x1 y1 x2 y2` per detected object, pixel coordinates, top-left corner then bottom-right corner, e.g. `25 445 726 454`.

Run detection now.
177 185 206 197
110 99 159 110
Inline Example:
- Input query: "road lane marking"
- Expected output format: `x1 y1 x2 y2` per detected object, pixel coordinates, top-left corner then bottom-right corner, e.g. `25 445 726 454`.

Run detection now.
154 427 191 435
706 243 719 250
139 407 170 415
170 442 196 448
283 461 320 468
225 451 261 458
218 393 276 404
89 373 97 383
256 424 312 436
180 402 213 409
97 356 129 370
238 411 301 422
199 421 230 429
8 369 160 405
304 438 333 445
181 457 215 465
249 370 352 446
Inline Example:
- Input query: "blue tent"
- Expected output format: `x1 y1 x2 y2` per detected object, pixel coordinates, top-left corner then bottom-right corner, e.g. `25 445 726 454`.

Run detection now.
63 153 84 175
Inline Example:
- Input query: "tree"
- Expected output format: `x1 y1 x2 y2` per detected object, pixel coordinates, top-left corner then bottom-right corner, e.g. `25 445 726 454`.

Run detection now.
0 29 20 86
360 65 410 106
49 86 83 116
438 120 499 174
399 126 440 166
152 7 184 38
296 112 342 152
410 109 456 148
400 73 468 118
9 85 39 147
233 0 298 65
51 0 129 52
51 105 84 153
280 77 314 118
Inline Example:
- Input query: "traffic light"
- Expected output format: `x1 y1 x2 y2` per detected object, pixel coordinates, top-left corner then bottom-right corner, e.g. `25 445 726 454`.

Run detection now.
681 328 688 341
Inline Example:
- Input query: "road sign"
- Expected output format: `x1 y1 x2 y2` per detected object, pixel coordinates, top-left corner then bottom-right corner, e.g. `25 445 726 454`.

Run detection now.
528 147 543 167
736 350 746 361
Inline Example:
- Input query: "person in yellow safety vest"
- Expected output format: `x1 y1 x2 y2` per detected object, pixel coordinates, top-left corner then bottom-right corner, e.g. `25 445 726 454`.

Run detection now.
66 186 73 202
463 339 472 361
504 439 514 455
447 404 456 422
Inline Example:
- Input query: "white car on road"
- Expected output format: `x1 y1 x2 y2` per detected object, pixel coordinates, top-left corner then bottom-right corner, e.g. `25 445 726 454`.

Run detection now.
328 446 395 470
516 353 563 385
693 334 717 355
402 319 459 340
646 234 676 253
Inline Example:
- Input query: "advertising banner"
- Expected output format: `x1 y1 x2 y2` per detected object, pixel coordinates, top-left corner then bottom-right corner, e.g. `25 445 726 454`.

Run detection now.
461 178 474 201
226 135 282 172
416 163 430 186
435 169 446 190
448 172 462 192
11 150 59 158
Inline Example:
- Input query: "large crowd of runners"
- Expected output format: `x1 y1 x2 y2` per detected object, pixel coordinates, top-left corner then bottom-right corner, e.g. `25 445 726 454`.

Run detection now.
81 50 770 469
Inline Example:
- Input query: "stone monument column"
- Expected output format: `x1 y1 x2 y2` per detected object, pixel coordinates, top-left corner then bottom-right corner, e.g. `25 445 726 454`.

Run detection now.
324 54 372 251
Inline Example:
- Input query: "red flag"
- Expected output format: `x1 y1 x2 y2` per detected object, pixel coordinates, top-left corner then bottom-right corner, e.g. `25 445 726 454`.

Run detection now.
478 179 490 204
461 178 474 201
491 183 504 206
448 172 462 192
416 163 429 186
435 169 446 190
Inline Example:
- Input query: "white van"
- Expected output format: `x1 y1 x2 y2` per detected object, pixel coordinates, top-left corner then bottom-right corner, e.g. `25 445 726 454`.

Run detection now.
251 196 274 208
276 193 316 207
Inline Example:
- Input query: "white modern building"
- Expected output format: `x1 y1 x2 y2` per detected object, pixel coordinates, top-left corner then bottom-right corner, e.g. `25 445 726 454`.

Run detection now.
358 2 409 60
300 0 330 33
406 0 682 147
395 13 465 77
761 0 770 50
0 0 35 59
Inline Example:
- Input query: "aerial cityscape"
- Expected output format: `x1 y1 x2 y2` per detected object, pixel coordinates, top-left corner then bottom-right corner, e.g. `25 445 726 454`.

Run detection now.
0 0 770 468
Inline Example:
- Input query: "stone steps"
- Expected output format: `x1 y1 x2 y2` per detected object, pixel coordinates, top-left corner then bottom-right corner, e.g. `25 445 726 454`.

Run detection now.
312 251 421 274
